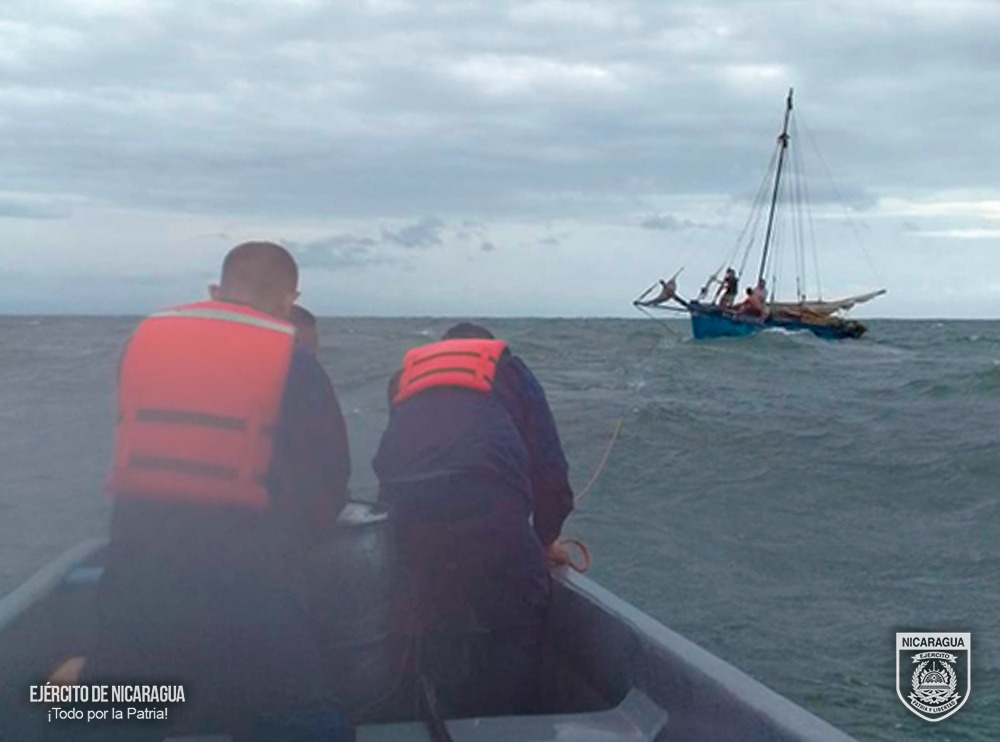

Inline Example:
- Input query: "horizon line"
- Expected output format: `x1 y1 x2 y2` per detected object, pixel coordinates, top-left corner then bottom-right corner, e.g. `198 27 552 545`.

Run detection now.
0 312 997 322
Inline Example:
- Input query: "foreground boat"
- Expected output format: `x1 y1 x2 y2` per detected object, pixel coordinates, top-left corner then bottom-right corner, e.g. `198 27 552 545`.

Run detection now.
634 89 885 340
0 530 858 741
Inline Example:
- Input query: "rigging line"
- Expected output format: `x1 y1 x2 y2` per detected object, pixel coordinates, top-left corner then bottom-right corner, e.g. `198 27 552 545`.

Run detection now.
789 131 804 300
775 132 800 302
675 221 722 277
799 169 809 299
645 305 690 314
707 145 779 289
769 183 786 301
575 417 625 503
769 226 779 301
740 147 781 283
793 127 809 301
739 180 769 281
797 126 823 301
635 282 659 303
635 303 684 337
765 165 779 299
798 111 884 288
736 147 780 281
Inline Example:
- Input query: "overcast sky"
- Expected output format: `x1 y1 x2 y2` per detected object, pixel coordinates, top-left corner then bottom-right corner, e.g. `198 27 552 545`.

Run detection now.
1 0 998 317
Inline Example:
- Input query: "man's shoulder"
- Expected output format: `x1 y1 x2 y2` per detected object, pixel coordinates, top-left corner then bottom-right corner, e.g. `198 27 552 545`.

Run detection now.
501 350 541 375
496 352 545 399
285 348 336 399
288 347 326 375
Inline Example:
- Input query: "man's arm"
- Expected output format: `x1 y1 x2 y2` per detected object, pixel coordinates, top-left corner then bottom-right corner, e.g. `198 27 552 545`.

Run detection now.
495 355 574 546
271 349 351 545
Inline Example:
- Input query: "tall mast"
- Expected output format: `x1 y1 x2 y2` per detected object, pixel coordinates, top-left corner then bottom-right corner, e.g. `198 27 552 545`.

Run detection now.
756 88 793 287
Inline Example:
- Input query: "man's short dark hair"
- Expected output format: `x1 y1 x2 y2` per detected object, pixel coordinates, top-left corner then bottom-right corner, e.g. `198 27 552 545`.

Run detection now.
220 241 298 297
443 322 494 340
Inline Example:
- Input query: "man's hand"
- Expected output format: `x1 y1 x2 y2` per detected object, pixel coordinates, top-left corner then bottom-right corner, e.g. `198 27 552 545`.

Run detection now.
545 538 591 572
545 540 573 567
48 655 86 685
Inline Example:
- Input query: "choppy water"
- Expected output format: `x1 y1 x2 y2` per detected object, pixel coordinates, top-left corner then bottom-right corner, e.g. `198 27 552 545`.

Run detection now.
1 316 997 740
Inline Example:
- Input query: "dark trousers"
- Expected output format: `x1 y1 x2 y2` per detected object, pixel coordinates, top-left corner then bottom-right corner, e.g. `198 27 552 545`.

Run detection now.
83 504 330 739
388 492 550 719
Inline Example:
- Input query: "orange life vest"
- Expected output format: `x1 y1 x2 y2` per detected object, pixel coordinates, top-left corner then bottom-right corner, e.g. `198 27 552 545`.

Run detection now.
107 300 295 509
393 339 507 405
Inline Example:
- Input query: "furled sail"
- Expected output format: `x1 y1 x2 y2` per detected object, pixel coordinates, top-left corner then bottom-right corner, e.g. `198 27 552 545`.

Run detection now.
768 289 887 318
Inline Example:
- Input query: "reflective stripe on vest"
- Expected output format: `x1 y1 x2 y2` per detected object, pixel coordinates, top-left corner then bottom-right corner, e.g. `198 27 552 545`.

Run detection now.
108 300 295 509
393 338 507 405
149 306 295 335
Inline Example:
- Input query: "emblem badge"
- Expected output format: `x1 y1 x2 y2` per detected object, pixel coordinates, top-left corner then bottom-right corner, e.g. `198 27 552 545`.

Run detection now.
896 632 970 722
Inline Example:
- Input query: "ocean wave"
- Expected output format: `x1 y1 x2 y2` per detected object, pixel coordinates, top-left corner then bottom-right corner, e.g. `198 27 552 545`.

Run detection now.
4 316 1000 742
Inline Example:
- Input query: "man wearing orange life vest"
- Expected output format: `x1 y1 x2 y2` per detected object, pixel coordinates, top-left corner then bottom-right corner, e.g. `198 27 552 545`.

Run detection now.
90 242 351 734
373 322 574 718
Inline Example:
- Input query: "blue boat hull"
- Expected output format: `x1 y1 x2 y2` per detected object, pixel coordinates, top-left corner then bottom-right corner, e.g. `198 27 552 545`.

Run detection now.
689 304 765 339
688 303 866 340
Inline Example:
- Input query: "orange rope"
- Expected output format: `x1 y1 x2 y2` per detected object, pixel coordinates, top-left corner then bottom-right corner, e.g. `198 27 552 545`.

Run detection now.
561 538 591 573
575 418 624 503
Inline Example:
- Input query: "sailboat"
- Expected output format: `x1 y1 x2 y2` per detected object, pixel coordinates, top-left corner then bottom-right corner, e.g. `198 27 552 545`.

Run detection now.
634 89 885 340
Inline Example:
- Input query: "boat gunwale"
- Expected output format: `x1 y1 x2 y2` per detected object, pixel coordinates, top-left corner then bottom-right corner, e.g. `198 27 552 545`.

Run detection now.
552 568 859 742
0 539 104 635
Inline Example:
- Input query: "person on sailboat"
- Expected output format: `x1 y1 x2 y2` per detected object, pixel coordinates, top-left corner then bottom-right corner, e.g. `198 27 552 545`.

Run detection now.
714 268 738 307
752 279 769 315
737 286 766 317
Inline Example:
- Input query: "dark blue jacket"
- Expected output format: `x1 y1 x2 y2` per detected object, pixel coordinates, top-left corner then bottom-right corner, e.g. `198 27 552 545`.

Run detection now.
373 350 573 546
268 347 352 549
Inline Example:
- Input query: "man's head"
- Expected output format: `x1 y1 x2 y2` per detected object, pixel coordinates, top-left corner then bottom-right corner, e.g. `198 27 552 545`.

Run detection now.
442 322 495 340
209 241 299 319
290 304 319 354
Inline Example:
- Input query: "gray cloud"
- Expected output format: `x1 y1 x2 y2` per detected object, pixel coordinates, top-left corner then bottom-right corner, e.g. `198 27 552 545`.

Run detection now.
289 216 451 270
1 1 999 316
480 240 497 252
640 214 706 231
290 234 385 270
381 217 445 249
455 220 487 242
0 198 70 220
1 1 995 225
